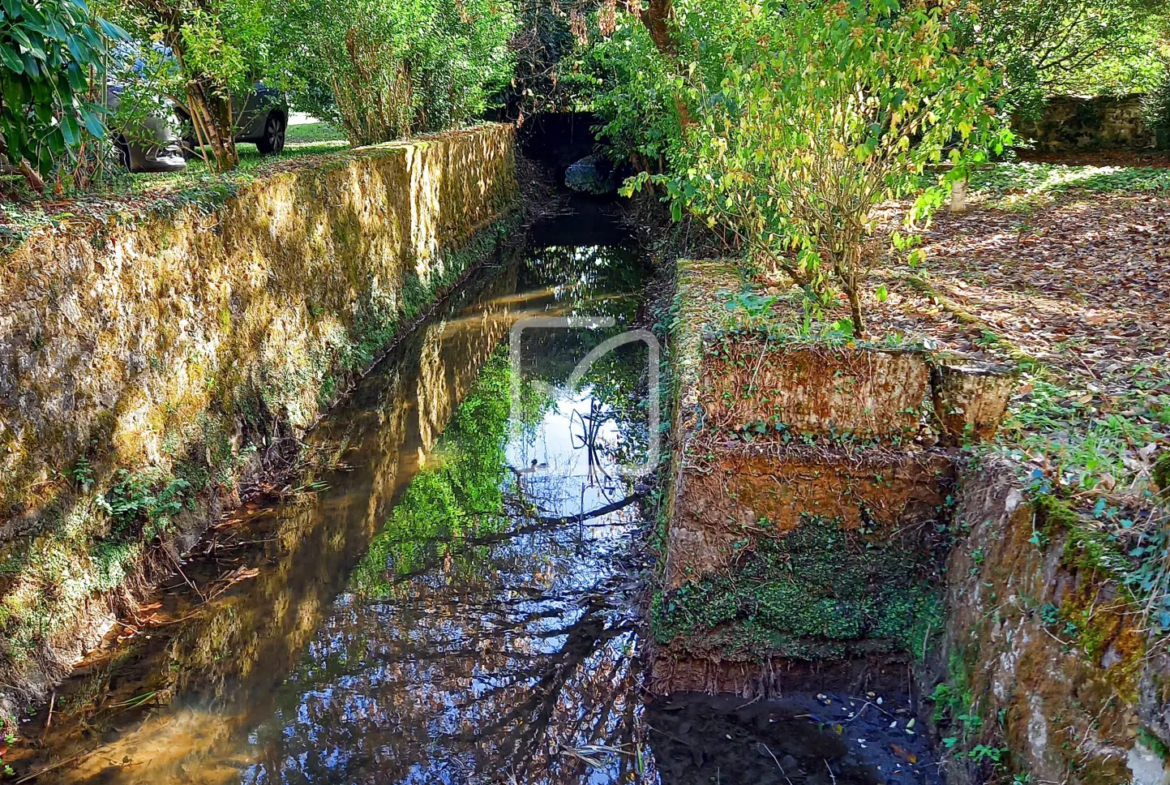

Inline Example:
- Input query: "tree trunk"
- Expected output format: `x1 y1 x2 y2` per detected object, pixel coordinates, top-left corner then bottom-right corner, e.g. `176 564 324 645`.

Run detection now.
630 0 694 127
639 0 678 57
0 135 46 194
847 283 865 339
17 158 46 195
187 80 239 173
835 245 866 339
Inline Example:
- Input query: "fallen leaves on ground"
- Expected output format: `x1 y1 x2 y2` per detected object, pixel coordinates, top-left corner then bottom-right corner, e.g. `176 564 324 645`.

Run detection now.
874 193 1169 398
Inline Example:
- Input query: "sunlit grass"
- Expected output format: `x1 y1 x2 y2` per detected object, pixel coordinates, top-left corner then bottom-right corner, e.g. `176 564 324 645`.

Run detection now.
969 161 1170 211
131 139 353 197
286 120 348 146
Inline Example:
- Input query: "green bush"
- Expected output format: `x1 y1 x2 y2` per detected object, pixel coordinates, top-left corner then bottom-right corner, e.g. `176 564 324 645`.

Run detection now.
601 0 1012 336
1146 61 1170 150
0 0 124 191
275 0 516 145
974 0 1166 119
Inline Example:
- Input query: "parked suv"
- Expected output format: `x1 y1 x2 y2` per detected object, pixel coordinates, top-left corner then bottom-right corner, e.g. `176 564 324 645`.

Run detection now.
107 42 289 171
175 85 289 157
108 84 187 173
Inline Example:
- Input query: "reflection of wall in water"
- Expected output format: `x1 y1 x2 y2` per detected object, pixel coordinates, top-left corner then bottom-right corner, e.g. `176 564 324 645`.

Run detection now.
33 258 524 785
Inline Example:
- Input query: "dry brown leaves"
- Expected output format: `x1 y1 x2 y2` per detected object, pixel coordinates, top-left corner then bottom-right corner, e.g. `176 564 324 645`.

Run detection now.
866 193 1169 397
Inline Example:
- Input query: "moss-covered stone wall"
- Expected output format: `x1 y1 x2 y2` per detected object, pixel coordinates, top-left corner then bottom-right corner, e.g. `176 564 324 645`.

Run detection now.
938 457 1169 785
0 124 517 712
652 259 955 694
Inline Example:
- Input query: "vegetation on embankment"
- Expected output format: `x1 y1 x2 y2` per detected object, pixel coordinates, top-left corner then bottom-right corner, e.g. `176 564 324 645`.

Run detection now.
651 518 944 663
0 123 518 718
657 212 1168 781
652 258 958 681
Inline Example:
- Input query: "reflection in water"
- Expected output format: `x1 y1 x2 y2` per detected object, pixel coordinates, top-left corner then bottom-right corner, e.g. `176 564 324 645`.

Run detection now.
19 213 657 785
240 358 649 782
15 209 944 785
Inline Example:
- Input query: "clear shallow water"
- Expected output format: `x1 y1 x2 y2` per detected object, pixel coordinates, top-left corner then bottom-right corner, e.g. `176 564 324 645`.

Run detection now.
15 207 658 785
14 205 942 785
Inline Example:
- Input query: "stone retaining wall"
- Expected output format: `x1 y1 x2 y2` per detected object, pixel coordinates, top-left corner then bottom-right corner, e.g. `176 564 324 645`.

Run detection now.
658 258 1170 783
940 458 1169 785
0 124 517 712
1017 94 1155 151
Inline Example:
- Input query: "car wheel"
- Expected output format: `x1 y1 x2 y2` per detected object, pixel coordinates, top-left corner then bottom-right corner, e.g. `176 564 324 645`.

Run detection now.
115 136 133 171
257 112 286 155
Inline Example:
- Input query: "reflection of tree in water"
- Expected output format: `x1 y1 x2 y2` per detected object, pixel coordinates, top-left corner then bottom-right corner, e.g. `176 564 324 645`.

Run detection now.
240 516 648 785
519 244 649 311
240 344 652 785
511 242 655 477
571 397 612 487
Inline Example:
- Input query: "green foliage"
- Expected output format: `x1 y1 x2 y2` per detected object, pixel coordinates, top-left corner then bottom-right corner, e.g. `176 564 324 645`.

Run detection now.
973 0 1167 117
273 0 516 145
97 466 196 539
0 731 13 777
1138 727 1170 762
584 11 675 167
650 517 943 660
1145 60 1170 147
0 0 124 182
350 350 514 597
619 0 1011 337
995 367 1170 632
1001 378 1166 498
104 0 278 172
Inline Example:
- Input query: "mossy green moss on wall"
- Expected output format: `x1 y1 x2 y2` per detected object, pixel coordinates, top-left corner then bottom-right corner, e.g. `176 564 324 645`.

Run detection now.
0 125 518 709
651 515 943 662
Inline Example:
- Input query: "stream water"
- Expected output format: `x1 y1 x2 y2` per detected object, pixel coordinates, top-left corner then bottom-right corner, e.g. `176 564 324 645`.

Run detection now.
12 202 942 785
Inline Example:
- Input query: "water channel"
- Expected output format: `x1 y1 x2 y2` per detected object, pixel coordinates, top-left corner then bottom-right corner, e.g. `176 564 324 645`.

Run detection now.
11 202 940 785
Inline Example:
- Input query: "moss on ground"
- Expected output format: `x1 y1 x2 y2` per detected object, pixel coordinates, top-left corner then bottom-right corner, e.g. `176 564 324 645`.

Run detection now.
651 515 944 661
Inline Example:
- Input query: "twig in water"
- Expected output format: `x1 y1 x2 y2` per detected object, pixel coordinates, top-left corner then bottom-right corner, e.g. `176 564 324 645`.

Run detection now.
758 743 793 785
15 751 90 783
824 759 837 785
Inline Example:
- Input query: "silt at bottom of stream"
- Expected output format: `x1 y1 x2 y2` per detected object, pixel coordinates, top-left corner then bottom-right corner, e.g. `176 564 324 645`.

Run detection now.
8 201 944 785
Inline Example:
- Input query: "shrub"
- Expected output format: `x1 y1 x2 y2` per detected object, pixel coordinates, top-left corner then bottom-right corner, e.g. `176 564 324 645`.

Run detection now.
1145 60 1170 150
108 0 278 173
0 0 124 192
275 0 517 146
974 0 1167 119
623 0 1012 336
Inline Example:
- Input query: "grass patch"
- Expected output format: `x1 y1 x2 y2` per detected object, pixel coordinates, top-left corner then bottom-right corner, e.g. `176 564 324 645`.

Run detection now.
1000 377 1169 496
286 120 348 146
968 162 1170 211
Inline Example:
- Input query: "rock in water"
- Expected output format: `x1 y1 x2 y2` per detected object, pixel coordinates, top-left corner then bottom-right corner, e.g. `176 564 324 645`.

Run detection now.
564 154 617 195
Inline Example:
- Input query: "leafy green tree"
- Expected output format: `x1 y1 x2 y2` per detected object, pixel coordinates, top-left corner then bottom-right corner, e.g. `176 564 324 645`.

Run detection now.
274 0 516 146
621 0 1011 336
1145 57 1170 148
0 0 123 192
111 0 275 172
974 0 1167 117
